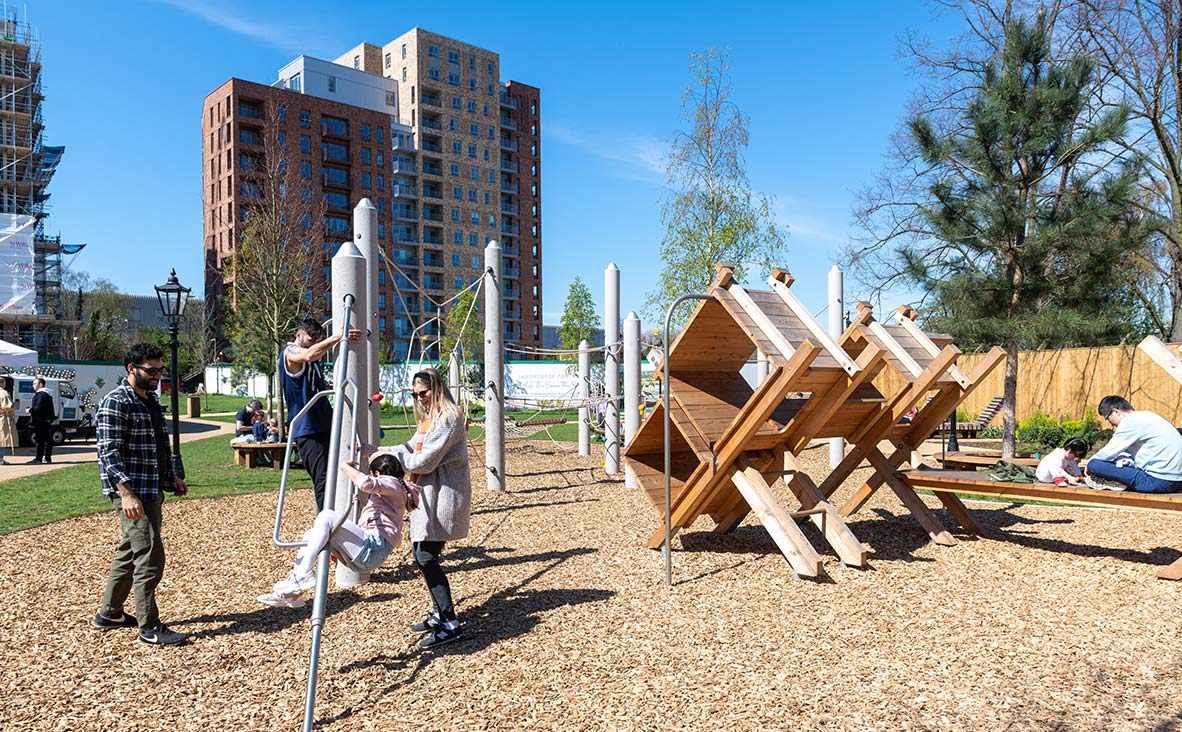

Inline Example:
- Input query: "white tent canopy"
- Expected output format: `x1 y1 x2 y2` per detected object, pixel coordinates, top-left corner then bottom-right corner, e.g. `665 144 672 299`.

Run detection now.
0 339 37 370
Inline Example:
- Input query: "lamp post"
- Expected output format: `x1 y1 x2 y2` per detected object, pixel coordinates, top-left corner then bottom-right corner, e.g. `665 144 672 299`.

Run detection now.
155 269 191 479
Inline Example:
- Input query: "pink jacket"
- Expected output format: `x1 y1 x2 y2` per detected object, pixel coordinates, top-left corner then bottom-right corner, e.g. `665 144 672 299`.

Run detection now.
354 474 420 545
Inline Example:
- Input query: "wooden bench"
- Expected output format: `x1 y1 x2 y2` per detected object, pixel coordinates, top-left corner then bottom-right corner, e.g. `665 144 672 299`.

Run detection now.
901 469 1182 580
233 442 295 469
938 452 1038 470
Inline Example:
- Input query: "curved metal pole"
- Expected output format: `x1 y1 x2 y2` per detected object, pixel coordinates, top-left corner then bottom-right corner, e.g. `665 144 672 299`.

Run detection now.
663 293 713 588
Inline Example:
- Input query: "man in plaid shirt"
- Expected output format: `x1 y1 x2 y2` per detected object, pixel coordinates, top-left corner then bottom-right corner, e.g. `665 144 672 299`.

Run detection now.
92 343 189 646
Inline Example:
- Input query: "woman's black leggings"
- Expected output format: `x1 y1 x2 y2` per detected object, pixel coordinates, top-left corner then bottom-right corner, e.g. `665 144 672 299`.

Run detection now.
412 541 455 620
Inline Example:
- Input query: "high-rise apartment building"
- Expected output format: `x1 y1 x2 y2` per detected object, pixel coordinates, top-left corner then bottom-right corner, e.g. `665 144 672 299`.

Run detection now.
0 15 80 357
202 28 542 360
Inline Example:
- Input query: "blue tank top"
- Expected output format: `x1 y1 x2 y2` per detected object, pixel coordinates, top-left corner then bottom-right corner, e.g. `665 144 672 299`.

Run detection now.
280 345 332 439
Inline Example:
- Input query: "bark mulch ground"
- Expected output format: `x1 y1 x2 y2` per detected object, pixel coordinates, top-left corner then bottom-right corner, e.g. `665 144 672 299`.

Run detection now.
2 442 1180 731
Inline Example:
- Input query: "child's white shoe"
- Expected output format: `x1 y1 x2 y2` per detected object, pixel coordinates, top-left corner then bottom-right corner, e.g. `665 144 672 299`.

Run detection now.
273 569 316 596
257 591 306 608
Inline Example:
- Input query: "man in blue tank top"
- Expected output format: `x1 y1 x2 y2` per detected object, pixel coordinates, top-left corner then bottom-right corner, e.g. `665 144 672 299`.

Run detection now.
281 318 360 510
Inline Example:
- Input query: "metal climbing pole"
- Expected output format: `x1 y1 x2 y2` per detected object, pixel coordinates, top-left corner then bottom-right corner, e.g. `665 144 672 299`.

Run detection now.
604 262 620 476
484 240 504 491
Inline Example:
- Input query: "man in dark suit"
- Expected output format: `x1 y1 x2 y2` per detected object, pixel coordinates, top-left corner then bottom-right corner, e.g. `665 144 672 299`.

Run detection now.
30 376 56 464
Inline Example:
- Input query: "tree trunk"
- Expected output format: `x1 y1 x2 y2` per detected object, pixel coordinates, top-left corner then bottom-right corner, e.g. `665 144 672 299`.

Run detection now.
1001 342 1019 461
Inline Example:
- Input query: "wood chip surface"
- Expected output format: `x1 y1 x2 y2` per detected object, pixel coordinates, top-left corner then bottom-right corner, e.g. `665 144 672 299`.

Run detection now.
2 443 1180 731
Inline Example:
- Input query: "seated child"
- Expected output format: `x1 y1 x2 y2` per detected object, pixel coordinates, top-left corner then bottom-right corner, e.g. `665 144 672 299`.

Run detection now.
1035 438 1086 486
265 417 280 443
258 453 419 608
250 411 269 443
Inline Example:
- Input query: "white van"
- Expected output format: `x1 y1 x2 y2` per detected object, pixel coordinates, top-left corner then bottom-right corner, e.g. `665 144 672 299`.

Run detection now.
5 374 97 446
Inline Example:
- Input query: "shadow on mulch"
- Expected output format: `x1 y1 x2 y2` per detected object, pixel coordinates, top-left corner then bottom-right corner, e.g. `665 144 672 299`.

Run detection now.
319 549 615 729
471 497 601 515
368 545 599 586
172 590 402 640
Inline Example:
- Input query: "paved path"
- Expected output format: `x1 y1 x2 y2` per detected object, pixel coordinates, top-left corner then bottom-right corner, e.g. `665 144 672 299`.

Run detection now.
0 417 234 483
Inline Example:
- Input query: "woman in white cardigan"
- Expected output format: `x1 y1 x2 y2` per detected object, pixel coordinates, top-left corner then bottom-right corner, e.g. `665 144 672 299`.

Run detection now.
385 367 470 649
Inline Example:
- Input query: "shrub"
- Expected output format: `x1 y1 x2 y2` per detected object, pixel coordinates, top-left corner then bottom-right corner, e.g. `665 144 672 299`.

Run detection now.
979 424 1001 439
1016 412 1063 451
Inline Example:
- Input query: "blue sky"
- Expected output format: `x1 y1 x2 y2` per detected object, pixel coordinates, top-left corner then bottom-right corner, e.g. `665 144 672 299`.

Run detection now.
38 0 960 327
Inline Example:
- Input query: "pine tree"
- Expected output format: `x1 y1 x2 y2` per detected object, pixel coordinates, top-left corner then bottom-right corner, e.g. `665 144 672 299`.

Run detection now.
903 17 1148 457
558 277 599 361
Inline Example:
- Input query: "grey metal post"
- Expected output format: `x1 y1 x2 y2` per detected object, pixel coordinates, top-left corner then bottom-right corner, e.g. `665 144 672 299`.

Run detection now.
578 339 590 457
448 350 461 409
332 240 368 589
623 311 641 488
604 262 620 476
356 198 380 452
484 240 504 491
756 348 769 384
828 264 844 469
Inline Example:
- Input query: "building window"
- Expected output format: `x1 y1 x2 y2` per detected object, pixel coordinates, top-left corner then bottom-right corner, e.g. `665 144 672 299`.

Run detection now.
454 276 463 288
401 44 407 59
469 55 476 70
299 135 310 153
322 116 349 137
467 100 476 113
353 56 360 69
530 102 536 115
376 151 384 167
300 161 311 178
452 141 462 154
376 126 384 144
487 213 496 226
472 255 480 268
487 170 495 184
451 253 461 266
323 167 348 187
288 74 301 92
449 118 457 131
531 224 538 236
386 91 395 107
483 147 490 161
470 211 480 224
450 163 459 176
278 103 287 121
531 183 537 196
483 103 489 117
401 67 407 82
470 167 479 180
453 231 463 244
483 192 490 205
452 95 461 109
487 61 494 75
469 232 478 245
277 131 286 146
531 204 538 216
328 76 337 93
453 185 462 200
467 144 476 158
468 189 477 202
321 141 348 162
469 122 479 137
384 52 391 68
377 175 385 192
362 172 372 188
428 45 439 58
299 110 310 128
451 207 461 222
530 143 537 156
531 124 537 136
326 216 349 234
361 123 371 141
448 50 459 63
448 71 460 86
487 126 494 140
360 148 371 165
530 164 537 176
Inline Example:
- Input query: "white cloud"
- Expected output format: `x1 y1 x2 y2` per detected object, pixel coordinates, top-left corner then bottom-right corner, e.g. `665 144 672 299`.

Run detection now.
150 0 325 54
546 123 667 184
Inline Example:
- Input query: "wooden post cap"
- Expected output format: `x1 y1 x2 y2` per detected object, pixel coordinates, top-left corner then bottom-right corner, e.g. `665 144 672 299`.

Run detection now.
711 262 736 289
770 268 795 287
896 305 918 321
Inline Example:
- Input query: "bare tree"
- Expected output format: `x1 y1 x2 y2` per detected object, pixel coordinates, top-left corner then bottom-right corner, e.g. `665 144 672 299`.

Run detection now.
228 102 324 433
1068 0 1182 338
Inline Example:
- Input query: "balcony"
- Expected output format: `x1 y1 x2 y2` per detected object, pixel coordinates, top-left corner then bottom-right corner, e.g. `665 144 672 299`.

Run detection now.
502 242 520 256
424 276 444 292
503 263 520 278
503 308 520 321
237 101 264 120
499 92 518 110
422 184 442 200
500 178 515 193
422 208 443 222
500 158 518 173
421 93 442 109
422 160 443 176
421 115 442 131
500 202 519 215
423 231 443 245
392 157 416 174
423 252 445 268
501 222 519 236
392 183 417 198
499 116 517 131
499 137 518 152
421 138 442 153
393 205 418 221
321 148 349 165
392 133 416 151
322 170 350 189
393 248 418 265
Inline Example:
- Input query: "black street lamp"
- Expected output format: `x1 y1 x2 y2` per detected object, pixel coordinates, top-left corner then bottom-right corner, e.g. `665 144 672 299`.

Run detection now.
155 269 191 479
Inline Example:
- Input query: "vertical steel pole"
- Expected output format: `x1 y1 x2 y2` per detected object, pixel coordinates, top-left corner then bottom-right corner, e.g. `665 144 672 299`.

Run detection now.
331 240 367 589
302 277 357 732
578 339 590 457
828 264 844 469
623 311 641 488
356 198 380 451
604 262 620 476
449 350 461 409
484 241 504 491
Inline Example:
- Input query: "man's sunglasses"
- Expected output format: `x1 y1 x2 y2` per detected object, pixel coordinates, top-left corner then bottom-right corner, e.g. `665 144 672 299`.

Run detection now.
133 365 164 376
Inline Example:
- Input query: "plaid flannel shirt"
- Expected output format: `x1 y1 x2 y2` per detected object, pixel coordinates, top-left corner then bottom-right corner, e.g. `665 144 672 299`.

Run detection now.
97 384 175 499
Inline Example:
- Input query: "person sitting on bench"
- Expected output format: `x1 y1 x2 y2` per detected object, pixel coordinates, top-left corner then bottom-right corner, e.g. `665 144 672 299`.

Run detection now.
1035 438 1086 486
1085 396 1182 494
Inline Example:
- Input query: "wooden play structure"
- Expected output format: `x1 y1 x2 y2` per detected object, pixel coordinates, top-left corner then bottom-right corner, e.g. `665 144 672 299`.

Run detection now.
622 264 1004 577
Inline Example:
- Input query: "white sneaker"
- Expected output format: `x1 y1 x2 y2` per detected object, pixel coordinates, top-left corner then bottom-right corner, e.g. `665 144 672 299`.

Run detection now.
273 569 316 597
1085 476 1127 492
257 591 306 608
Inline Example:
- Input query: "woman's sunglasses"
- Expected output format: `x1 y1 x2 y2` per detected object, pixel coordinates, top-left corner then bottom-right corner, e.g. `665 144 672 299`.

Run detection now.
413 389 431 400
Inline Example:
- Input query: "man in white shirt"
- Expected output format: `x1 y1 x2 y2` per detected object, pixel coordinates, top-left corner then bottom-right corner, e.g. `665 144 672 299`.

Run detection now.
1085 395 1182 493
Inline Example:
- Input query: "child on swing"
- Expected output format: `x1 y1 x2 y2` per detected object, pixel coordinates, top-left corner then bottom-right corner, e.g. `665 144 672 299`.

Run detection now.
257 452 418 608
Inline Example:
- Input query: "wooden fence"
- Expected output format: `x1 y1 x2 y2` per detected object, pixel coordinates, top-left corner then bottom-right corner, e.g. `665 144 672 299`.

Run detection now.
875 342 1182 425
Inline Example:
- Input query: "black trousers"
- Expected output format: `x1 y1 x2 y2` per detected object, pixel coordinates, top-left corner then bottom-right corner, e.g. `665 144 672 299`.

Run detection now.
413 541 456 620
33 422 53 461
296 434 329 511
